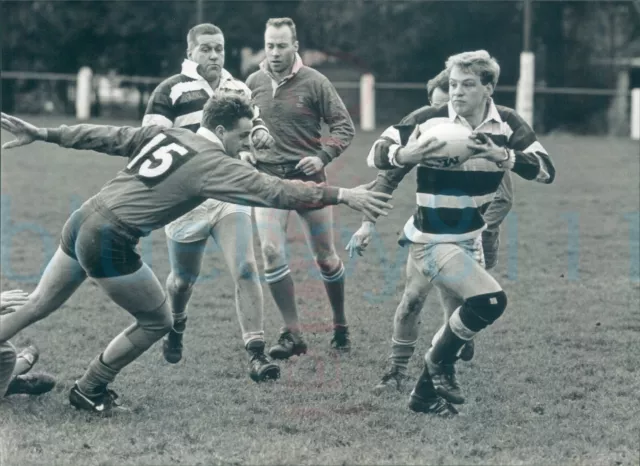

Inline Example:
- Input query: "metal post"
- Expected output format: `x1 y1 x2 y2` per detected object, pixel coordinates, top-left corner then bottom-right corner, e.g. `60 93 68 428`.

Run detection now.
196 0 203 24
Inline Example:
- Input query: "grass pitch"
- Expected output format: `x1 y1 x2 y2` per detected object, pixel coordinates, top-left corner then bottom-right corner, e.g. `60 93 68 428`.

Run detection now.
1 117 639 465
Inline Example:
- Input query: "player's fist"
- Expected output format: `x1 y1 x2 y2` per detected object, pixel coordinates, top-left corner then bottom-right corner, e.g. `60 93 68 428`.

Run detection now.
251 128 274 150
346 221 375 258
295 156 324 176
239 150 257 165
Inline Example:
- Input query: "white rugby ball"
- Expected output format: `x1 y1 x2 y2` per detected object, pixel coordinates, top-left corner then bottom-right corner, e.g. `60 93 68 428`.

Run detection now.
415 121 476 166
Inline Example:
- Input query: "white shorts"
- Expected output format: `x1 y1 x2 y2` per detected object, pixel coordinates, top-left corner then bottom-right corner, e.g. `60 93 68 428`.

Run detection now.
165 199 251 243
409 236 485 282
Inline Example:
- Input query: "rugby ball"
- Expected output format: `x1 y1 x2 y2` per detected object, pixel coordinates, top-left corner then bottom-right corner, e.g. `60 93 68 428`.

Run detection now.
415 121 476 167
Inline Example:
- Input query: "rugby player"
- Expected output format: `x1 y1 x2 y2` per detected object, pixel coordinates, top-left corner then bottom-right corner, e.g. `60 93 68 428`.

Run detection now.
1 290 55 398
244 18 356 358
0 93 392 416
354 50 554 416
348 67 515 394
143 23 278 382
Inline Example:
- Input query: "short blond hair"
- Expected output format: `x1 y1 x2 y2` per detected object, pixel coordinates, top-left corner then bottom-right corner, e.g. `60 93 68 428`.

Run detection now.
187 23 223 53
445 50 500 87
266 17 297 42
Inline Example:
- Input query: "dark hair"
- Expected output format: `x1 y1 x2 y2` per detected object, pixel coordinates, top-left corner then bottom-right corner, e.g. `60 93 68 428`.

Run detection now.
202 92 254 131
265 17 297 42
427 69 449 103
187 23 223 52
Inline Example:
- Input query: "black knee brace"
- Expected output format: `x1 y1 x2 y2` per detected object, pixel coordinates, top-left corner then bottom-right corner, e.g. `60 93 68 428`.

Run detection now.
458 291 507 332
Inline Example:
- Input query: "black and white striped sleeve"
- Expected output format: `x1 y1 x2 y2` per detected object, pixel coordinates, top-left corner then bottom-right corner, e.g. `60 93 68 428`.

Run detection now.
142 81 175 128
503 111 555 184
366 124 416 170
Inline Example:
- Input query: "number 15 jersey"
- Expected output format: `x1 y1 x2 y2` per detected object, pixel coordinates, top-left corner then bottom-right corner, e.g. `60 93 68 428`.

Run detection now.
43 124 340 237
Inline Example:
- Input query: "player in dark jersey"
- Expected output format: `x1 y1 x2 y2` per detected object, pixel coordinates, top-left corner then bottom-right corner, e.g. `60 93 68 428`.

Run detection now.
0 93 392 416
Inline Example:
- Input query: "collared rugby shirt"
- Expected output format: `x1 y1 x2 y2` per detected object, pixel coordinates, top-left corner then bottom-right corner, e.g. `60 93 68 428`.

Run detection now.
143 59 267 134
367 101 555 243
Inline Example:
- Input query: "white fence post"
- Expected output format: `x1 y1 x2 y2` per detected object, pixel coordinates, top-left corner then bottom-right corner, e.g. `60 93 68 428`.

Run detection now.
631 88 640 141
516 51 535 127
360 73 375 131
76 66 93 120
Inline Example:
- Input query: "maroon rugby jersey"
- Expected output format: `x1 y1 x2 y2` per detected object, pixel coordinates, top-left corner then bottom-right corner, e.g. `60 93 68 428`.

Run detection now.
44 124 340 235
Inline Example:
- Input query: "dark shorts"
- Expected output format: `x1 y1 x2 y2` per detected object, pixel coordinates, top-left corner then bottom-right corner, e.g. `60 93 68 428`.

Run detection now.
60 199 143 278
256 162 327 184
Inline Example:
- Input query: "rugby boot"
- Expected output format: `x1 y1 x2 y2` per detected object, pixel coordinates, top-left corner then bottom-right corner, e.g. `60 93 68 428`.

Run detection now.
330 325 351 352
162 317 187 364
5 373 55 396
426 354 465 404
268 329 308 360
69 383 128 416
246 340 280 382
409 366 458 417
372 365 411 395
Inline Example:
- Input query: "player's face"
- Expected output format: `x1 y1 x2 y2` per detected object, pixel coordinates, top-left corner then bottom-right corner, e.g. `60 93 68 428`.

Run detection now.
448 66 493 118
430 87 449 106
217 117 253 158
264 26 298 75
189 33 225 83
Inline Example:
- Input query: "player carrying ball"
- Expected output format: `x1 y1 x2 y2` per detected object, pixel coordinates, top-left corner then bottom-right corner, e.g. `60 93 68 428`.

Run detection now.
351 50 555 416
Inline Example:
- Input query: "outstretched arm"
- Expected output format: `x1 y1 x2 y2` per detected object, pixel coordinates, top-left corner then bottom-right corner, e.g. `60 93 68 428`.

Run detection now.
199 154 392 222
2 113 163 158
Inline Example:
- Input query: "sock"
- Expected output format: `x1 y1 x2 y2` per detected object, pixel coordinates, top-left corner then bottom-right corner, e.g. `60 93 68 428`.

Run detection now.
321 263 347 327
265 266 301 334
243 332 265 349
390 338 417 374
12 346 37 377
77 354 119 397
0 341 17 397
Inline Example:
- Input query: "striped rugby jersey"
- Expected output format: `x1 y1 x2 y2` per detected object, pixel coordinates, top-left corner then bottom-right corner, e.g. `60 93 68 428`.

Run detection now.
367 100 555 244
143 59 267 134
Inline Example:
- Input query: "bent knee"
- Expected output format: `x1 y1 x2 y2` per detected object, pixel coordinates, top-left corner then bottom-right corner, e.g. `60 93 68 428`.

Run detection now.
235 260 259 282
168 272 197 293
260 242 287 268
314 252 341 274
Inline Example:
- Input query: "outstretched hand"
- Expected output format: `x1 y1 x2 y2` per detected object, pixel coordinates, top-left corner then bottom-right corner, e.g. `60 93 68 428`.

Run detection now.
1 113 45 149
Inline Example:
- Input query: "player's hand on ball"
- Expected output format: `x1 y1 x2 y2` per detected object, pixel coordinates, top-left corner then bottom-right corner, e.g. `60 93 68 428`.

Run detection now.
295 156 324 176
0 289 30 314
338 187 393 223
467 133 509 163
251 128 274 150
1 113 46 149
346 221 375 257
239 150 257 165
396 135 447 166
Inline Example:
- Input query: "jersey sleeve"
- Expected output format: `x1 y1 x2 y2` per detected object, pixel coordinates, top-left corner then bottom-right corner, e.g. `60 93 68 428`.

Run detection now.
503 111 555 184
44 124 164 158
316 78 355 165
366 124 416 170
199 153 340 210
143 81 175 127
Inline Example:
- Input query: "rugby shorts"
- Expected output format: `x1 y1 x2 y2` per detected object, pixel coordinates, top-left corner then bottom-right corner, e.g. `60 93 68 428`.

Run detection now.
407 236 486 282
165 199 251 243
60 198 143 278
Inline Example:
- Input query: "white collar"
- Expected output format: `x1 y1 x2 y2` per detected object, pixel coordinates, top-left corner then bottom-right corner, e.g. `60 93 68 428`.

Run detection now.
180 59 234 88
447 98 502 124
196 127 224 148
260 53 304 81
